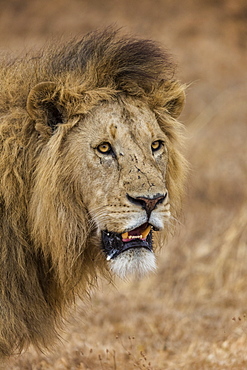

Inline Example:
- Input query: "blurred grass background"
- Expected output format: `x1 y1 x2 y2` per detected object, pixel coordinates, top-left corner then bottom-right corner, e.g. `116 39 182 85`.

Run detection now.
1 0 246 368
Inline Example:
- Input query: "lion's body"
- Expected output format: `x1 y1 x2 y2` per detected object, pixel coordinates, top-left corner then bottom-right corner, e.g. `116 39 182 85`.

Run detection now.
0 29 186 357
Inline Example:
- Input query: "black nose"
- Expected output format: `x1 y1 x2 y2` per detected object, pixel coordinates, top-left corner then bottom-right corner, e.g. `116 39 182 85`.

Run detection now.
127 193 167 215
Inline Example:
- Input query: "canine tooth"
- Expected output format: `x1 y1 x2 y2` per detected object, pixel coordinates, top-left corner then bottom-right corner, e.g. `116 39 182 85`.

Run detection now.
142 225 151 239
122 232 129 239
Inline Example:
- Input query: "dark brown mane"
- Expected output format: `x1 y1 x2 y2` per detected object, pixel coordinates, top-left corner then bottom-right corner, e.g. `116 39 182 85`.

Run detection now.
0 28 175 112
49 28 175 89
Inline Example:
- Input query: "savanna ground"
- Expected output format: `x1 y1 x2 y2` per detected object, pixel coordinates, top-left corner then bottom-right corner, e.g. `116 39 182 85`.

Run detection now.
1 0 247 368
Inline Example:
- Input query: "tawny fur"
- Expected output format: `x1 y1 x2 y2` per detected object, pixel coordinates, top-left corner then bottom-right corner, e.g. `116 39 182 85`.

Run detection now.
0 28 187 357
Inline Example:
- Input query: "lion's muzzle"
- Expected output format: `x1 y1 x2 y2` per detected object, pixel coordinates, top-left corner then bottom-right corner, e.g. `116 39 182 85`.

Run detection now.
102 222 153 261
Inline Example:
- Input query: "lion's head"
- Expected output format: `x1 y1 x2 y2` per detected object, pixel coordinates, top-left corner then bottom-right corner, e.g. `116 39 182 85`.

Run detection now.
0 28 186 357
27 87 185 279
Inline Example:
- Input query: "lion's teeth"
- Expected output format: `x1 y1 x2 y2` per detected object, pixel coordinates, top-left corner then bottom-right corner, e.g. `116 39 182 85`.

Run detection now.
142 225 151 238
122 232 129 239
122 225 151 240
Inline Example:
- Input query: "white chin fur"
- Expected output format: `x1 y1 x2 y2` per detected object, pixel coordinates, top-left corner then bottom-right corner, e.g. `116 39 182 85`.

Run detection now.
109 248 156 279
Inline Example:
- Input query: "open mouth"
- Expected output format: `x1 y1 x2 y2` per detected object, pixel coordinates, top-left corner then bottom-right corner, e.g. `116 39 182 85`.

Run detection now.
101 222 153 261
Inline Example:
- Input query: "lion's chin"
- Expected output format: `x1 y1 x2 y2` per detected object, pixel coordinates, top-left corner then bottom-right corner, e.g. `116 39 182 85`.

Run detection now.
101 224 156 278
108 248 156 279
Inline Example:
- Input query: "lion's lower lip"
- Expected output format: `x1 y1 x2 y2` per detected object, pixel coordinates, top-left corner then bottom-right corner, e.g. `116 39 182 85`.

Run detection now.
101 225 153 260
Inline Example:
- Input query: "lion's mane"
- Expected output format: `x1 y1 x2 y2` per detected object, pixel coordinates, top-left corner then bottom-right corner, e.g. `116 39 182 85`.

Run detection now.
0 28 186 357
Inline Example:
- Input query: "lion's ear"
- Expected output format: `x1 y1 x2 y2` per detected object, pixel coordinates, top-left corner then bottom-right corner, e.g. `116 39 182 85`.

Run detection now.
163 82 186 119
27 82 65 132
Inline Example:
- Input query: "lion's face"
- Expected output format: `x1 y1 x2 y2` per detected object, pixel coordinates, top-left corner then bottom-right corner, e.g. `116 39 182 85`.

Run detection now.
67 99 170 277
27 79 185 281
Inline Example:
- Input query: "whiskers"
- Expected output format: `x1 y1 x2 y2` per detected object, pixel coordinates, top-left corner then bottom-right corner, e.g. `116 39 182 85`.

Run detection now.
87 205 108 232
87 204 144 233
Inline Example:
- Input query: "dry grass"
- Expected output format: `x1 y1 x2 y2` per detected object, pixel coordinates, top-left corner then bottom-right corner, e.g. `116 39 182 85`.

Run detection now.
1 0 247 368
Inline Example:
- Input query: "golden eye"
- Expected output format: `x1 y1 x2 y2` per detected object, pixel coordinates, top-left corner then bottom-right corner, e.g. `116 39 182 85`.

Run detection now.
151 140 163 152
97 142 112 154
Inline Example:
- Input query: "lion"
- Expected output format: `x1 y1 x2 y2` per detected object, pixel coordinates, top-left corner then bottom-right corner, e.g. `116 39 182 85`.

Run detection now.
0 28 187 358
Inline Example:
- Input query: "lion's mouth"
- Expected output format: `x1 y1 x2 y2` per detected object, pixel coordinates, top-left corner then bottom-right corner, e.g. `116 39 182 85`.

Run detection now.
101 222 153 260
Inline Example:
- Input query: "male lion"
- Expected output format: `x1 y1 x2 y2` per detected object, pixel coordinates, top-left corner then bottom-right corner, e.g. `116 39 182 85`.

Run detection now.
0 29 186 357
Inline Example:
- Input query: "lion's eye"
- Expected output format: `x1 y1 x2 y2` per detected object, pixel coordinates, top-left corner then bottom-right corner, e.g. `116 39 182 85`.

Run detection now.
97 142 112 154
151 140 163 152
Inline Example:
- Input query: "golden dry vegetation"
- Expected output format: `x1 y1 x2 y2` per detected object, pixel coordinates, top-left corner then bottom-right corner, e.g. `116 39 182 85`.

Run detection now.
1 0 247 368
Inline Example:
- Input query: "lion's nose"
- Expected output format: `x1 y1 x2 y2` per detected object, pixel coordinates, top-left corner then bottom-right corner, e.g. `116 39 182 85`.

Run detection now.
127 193 167 215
